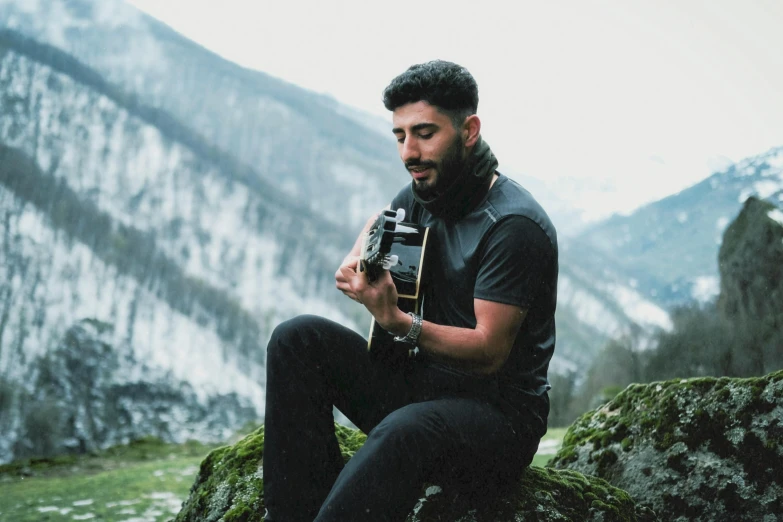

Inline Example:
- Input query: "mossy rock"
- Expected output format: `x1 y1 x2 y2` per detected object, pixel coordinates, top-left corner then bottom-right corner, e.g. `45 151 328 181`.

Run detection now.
550 370 783 521
174 424 365 522
175 423 658 522
408 466 658 522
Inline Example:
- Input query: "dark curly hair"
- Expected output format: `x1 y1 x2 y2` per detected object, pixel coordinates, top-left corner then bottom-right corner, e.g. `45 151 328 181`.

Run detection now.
382 60 478 128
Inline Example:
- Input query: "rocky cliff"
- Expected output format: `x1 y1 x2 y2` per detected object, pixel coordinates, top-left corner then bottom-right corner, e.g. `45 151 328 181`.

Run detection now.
717 196 783 326
12 319 256 458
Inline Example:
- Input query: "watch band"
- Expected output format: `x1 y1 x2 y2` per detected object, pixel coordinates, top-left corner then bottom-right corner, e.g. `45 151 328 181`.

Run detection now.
394 312 422 345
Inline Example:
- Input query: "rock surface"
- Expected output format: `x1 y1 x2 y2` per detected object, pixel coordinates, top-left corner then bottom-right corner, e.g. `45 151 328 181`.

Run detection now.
175 424 658 522
12 319 257 459
718 196 783 325
550 370 783 521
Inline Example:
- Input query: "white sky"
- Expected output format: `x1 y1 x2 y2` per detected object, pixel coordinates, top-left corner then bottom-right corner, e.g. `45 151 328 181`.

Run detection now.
127 0 783 221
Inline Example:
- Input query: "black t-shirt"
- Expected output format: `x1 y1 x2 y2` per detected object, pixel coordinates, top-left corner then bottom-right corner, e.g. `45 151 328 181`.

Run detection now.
390 174 558 431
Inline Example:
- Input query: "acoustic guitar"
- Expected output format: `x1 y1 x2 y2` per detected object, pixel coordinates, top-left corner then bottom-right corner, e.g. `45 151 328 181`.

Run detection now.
360 209 429 366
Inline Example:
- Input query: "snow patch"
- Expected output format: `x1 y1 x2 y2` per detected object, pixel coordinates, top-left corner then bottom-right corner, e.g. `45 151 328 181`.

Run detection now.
768 209 783 227
558 273 671 339
737 180 782 203
106 500 141 508
768 150 783 169
753 180 783 200
146 492 177 500
558 275 624 338
606 283 672 331
691 276 720 303
93 0 146 29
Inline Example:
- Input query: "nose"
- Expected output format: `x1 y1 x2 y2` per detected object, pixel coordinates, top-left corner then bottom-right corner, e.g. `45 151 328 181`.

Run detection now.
400 137 420 164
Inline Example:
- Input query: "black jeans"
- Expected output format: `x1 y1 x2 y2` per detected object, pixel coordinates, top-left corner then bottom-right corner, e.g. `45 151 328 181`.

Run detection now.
263 315 540 522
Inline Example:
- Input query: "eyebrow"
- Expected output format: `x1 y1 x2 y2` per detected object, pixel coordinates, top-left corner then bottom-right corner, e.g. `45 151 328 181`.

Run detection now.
392 122 439 134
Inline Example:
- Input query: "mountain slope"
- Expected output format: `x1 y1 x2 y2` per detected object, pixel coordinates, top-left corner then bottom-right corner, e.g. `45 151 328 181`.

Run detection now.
0 0 406 228
575 146 783 306
0 30 364 462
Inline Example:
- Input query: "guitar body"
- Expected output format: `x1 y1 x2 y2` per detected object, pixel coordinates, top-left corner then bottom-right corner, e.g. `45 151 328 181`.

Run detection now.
360 211 429 367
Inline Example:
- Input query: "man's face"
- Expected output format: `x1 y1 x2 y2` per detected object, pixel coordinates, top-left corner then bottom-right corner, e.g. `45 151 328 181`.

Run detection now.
392 101 466 198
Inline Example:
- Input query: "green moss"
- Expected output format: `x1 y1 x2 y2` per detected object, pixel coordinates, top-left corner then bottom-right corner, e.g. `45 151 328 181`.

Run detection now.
551 446 578 466
176 426 266 522
334 422 367 460
224 504 254 522
175 424 371 522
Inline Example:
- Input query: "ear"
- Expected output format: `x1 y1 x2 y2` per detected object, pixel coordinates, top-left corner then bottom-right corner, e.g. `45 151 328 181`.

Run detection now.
462 114 481 147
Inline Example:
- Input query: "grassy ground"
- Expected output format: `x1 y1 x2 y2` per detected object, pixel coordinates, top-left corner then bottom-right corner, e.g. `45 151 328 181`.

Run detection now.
1 429 567 521
531 426 568 468
0 438 218 522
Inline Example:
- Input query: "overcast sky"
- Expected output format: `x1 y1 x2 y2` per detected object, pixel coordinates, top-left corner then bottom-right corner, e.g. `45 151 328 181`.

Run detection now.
127 0 783 221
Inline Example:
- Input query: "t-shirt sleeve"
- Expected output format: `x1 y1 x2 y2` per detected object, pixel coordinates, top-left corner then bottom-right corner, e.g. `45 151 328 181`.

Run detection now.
474 215 554 308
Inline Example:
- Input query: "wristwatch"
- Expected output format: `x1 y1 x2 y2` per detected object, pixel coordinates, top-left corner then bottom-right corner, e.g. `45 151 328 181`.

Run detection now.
394 312 422 345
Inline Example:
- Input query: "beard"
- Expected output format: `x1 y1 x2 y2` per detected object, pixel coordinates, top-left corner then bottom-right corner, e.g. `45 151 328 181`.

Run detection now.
408 134 466 200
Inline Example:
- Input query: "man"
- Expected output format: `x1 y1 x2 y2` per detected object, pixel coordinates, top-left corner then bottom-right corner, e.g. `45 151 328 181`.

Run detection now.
263 60 558 522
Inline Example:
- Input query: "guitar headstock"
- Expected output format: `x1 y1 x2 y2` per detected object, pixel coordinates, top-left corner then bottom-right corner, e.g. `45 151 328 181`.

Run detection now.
361 208 406 279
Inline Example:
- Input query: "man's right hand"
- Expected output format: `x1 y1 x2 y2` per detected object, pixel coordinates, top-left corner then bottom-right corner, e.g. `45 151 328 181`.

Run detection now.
335 256 362 302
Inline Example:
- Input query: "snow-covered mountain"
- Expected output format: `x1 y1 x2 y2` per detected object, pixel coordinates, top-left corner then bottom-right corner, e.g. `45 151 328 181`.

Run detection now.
0 30 362 462
0 0 406 229
576 146 783 307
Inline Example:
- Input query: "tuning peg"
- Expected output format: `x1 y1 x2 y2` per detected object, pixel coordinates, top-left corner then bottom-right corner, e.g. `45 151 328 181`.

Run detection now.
394 208 406 222
382 255 399 270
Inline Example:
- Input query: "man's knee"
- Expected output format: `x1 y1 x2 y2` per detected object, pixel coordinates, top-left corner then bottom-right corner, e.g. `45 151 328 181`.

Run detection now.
267 315 322 363
268 314 324 345
368 403 446 451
